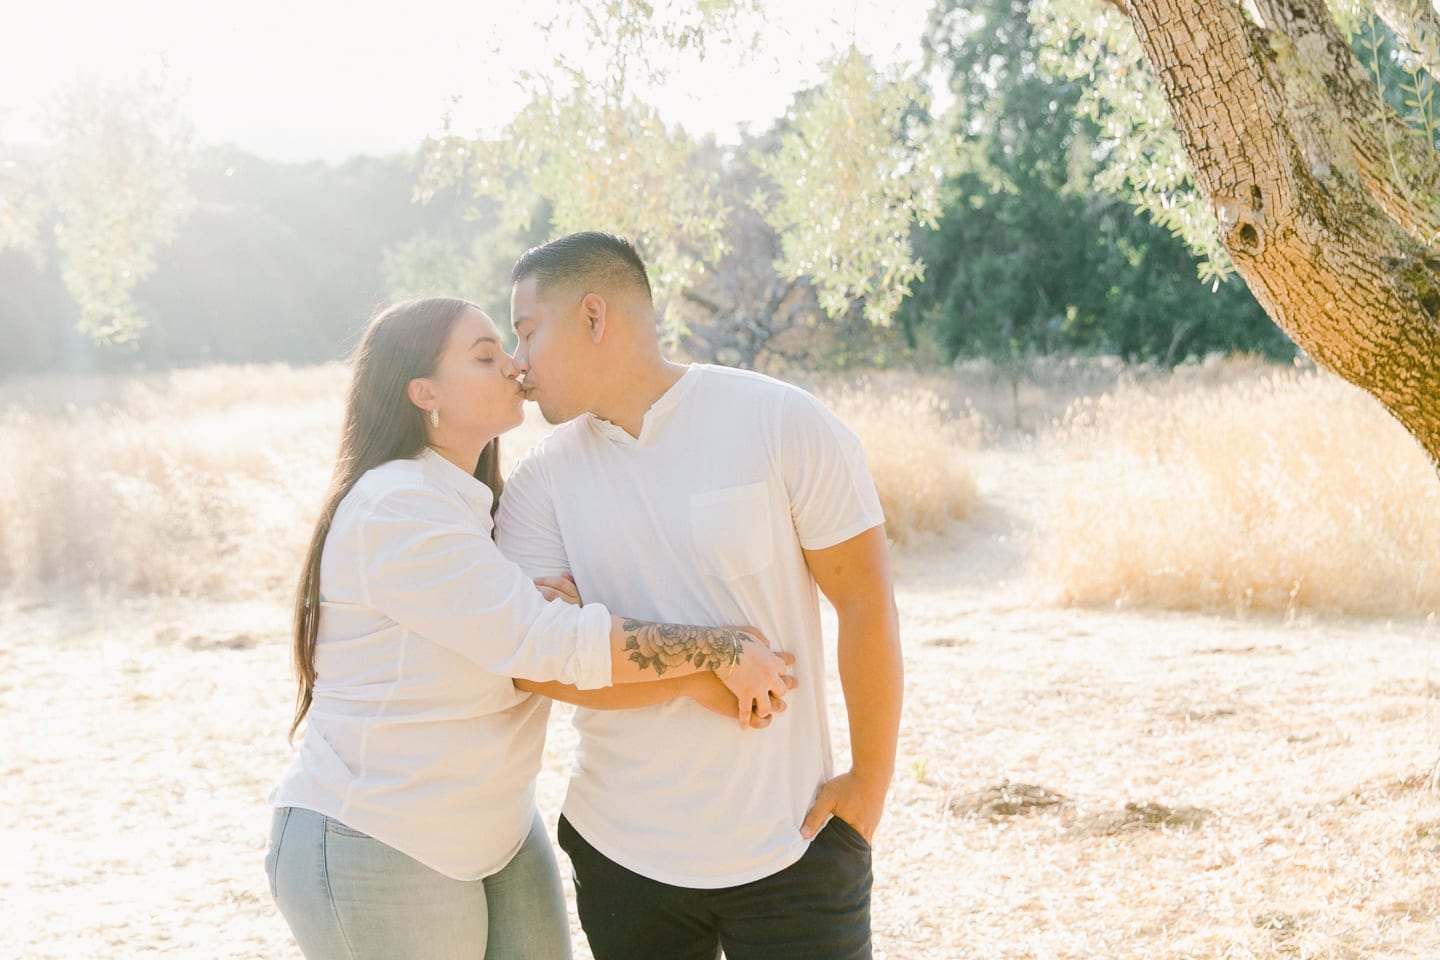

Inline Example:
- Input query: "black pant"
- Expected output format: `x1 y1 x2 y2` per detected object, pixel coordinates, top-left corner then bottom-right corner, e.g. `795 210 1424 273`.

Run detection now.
557 814 873 960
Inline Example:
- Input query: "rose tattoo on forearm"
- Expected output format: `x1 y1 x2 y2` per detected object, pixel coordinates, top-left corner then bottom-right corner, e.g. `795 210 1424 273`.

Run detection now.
621 619 747 676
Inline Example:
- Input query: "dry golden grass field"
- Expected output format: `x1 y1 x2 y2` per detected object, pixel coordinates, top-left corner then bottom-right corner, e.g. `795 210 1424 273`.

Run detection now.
3 359 1439 959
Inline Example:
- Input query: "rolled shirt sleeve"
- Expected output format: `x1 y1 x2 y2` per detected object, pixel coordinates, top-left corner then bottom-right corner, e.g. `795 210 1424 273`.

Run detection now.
356 484 613 690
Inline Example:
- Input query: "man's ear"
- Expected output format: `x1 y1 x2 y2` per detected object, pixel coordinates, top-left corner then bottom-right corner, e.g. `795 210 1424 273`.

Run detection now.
580 293 608 343
407 377 437 414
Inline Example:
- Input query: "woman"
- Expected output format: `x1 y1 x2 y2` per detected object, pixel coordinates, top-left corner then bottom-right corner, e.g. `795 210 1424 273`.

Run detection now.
265 297 792 960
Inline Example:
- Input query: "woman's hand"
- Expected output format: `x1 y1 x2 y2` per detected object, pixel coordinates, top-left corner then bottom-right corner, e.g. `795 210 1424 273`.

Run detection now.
687 658 797 728
534 573 580 605
719 630 793 730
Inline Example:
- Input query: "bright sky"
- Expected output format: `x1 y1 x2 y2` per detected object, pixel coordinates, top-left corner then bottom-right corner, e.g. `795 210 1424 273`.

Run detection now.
0 0 938 162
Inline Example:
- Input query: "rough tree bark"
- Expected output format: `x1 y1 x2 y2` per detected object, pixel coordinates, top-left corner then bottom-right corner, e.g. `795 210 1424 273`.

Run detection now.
1116 0 1440 465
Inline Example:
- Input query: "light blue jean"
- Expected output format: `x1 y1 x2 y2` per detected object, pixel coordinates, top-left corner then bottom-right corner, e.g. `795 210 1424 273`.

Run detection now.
265 806 572 960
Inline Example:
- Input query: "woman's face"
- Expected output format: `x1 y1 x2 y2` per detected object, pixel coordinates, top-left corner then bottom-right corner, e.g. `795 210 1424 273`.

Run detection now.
423 307 525 446
509 275 596 426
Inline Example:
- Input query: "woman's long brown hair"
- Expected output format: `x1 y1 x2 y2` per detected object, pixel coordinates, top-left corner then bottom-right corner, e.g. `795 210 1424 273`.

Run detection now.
288 297 504 742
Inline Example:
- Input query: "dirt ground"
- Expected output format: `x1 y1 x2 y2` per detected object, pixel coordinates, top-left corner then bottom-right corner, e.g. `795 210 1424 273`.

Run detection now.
4 446 1438 959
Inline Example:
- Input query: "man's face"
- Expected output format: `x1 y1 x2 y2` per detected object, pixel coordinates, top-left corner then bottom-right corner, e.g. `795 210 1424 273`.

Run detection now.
510 275 592 425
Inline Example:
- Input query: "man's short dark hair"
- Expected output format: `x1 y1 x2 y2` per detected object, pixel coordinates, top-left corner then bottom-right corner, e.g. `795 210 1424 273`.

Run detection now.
511 231 653 302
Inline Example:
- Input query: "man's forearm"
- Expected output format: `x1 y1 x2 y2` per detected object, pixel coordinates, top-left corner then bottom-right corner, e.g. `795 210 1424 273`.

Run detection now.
836 597 904 788
805 526 904 788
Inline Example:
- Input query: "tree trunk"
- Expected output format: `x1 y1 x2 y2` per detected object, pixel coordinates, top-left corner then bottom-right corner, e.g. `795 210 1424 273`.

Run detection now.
1117 0 1440 465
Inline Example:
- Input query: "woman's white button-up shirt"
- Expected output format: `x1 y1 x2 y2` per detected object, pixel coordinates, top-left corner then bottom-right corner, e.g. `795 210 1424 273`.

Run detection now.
271 449 612 880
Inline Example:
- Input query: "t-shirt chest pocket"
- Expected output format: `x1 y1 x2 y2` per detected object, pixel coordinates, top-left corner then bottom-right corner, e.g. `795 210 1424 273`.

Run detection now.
688 481 776 580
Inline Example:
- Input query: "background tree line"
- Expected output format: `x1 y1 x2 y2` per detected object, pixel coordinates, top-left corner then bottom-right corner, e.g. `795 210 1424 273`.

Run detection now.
0 0 1295 378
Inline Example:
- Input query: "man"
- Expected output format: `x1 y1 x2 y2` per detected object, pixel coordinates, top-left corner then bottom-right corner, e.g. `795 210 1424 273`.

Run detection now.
495 231 903 960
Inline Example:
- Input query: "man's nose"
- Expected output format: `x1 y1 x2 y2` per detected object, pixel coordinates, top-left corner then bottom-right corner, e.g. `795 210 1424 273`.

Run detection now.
511 341 529 373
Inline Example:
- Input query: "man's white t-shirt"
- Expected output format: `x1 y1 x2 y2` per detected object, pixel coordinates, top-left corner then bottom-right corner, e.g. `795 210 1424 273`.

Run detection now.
271 449 614 881
495 364 884 888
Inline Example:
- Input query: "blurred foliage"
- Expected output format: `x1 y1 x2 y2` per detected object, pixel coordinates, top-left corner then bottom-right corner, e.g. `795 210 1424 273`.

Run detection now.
901 0 1293 364
0 148 47 256
1359 3 1440 153
417 0 745 333
418 0 939 340
380 217 550 344
1027 0 1231 284
755 49 942 326
1 0 1348 376
0 147 514 374
6 76 195 345
1027 0 1440 280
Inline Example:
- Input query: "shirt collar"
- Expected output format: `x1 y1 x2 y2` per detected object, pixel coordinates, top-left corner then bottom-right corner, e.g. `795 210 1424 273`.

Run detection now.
586 364 701 447
418 447 496 515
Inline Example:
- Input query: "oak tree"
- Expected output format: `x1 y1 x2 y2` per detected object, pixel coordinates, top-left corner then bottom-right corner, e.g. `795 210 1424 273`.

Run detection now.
1032 0 1440 462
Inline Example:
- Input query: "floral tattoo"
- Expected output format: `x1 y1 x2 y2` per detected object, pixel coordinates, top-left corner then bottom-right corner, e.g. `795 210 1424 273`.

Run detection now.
621 619 746 676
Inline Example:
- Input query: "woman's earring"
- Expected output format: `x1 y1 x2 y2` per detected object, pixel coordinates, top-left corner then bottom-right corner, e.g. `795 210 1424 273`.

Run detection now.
430 408 440 429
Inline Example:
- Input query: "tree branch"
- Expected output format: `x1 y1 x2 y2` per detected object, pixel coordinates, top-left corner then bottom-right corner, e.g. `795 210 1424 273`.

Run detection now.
1116 0 1440 461
1248 0 1440 247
